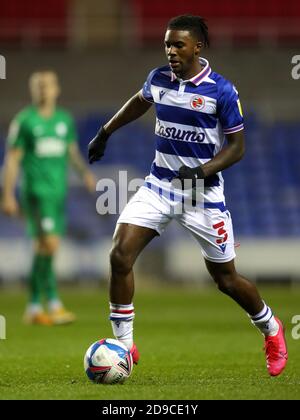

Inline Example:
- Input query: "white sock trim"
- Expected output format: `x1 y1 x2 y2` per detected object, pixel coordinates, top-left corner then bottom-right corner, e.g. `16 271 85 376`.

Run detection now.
109 302 134 310
250 303 273 324
109 302 135 321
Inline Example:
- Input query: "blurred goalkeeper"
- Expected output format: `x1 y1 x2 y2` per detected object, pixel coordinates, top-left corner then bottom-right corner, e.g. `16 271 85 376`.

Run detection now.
2 70 96 326
88 15 288 377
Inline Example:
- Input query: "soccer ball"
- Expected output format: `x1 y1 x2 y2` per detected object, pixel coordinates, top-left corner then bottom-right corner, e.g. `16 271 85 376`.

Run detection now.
84 338 133 384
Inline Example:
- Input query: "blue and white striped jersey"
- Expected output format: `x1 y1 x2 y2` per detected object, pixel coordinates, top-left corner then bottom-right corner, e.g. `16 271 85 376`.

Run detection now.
141 58 244 204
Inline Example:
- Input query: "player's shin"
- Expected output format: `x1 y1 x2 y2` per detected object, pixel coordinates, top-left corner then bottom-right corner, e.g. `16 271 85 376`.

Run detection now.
43 255 60 303
109 302 135 350
28 254 44 307
249 302 279 336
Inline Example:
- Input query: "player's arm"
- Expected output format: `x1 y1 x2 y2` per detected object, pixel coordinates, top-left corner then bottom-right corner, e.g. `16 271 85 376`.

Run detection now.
104 91 152 135
88 91 152 163
68 142 96 193
2 147 23 216
201 130 245 177
178 130 245 183
178 81 245 184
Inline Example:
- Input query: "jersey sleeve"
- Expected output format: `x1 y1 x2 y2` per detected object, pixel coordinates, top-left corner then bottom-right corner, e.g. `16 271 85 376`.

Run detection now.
141 69 157 103
217 80 244 135
7 116 26 149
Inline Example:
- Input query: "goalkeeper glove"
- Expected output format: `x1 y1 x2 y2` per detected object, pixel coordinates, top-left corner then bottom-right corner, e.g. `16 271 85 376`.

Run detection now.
177 165 205 189
88 126 110 164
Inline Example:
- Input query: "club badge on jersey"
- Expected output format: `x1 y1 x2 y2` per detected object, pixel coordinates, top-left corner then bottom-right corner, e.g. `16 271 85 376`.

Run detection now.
190 95 205 111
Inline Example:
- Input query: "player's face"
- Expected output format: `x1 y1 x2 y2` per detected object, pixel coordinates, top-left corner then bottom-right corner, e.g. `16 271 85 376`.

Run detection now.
30 72 60 105
164 30 201 79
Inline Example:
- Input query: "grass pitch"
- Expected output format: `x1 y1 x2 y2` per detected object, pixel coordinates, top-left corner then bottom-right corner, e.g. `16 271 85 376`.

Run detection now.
0 284 300 400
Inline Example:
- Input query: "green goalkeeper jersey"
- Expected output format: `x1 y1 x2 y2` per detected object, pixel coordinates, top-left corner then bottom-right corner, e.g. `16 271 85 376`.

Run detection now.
7 105 77 197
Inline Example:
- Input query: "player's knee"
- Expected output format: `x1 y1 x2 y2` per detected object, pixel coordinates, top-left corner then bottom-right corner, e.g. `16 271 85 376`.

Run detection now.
110 245 133 275
211 272 237 295
217 278 235 295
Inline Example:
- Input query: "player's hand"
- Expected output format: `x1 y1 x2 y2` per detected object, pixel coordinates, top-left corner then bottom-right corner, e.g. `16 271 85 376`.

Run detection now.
88 126 110 164
2 195 19 216
177 165 205 189
83 171 97 193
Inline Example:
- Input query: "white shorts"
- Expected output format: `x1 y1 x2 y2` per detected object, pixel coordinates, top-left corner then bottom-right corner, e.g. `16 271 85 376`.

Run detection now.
117 186 236 263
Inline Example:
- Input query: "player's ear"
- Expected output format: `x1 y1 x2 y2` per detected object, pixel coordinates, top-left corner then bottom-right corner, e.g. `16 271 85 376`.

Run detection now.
194 41 202 56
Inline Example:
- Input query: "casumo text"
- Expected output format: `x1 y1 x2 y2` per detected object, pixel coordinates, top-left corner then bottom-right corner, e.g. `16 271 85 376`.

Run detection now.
156 119 205 142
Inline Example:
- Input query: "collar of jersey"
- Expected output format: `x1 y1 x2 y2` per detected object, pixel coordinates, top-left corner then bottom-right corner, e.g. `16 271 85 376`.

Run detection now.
170 58 211 86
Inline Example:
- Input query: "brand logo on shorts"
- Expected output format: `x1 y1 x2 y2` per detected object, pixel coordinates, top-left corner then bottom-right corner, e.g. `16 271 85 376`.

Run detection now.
190 95 205 111
219 244 227 253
